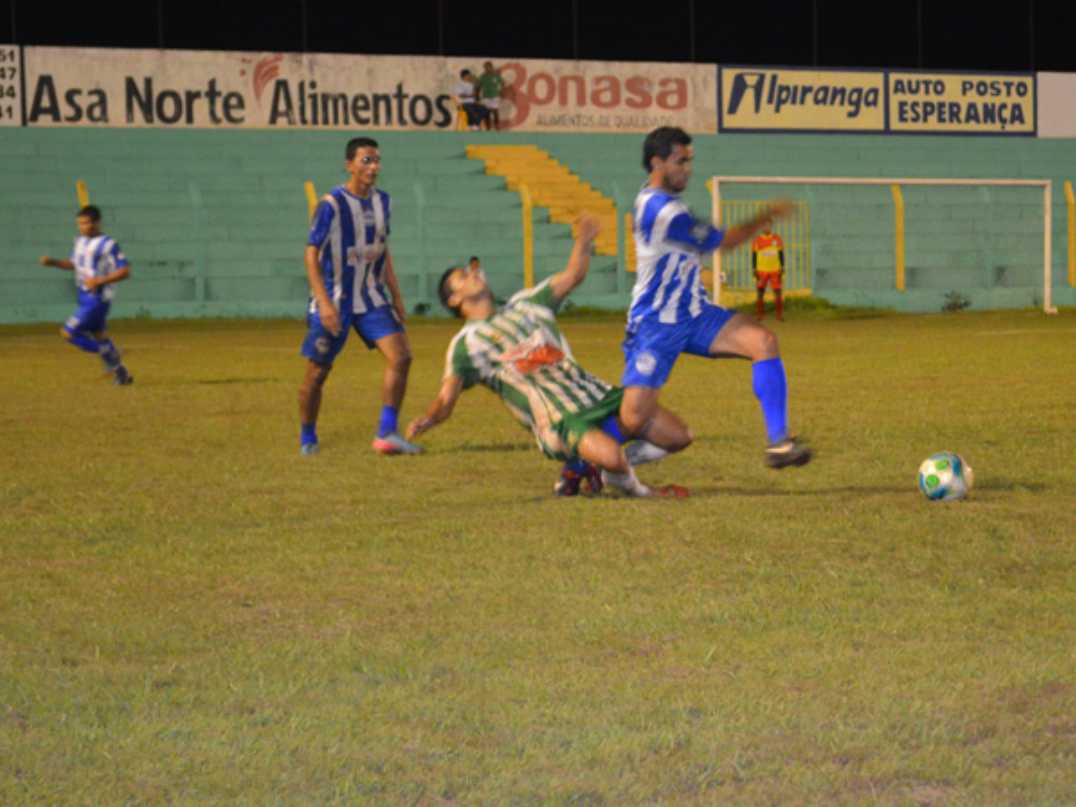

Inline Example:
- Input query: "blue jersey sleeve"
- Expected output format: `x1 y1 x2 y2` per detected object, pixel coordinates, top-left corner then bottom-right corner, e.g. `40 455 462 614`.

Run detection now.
110 240 129 268
307 200 335 249
665 212 724 252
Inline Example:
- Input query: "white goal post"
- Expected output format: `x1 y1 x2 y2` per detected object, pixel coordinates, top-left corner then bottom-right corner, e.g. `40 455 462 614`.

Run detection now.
710 176 1056 314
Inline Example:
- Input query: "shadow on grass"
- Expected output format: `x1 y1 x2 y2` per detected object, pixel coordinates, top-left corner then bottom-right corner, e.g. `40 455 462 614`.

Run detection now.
973 478 1047 493
193 377 278 385
455 442 533 453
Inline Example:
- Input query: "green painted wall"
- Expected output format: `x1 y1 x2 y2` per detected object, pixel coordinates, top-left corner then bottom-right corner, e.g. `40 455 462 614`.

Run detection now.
2 128 1073 324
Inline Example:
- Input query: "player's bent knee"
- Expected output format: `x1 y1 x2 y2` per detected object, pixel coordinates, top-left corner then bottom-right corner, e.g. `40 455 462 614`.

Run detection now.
309 364 332 386
756 328 779 359
675 427 694 452
392 350 413 371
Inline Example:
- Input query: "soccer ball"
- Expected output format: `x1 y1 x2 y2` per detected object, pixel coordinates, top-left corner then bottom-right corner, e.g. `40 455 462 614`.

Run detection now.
918 452 974 501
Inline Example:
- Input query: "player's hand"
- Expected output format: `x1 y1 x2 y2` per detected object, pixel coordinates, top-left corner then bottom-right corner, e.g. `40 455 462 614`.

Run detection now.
405 416 431 440
575 214 602 245
394 301 407 324
39 256 53 267
765 199 796 222
83 277 100 290
319 303 341 336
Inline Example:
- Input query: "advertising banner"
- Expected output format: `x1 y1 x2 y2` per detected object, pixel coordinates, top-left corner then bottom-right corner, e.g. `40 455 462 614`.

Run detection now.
888 71 1034 134
20 46 716 133
719 65 1037 136
719 66 885 133
0 45 21 127
1036 71 1076 138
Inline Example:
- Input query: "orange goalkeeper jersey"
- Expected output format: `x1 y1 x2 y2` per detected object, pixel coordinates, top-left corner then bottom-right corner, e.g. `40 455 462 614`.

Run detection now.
752 233 784 273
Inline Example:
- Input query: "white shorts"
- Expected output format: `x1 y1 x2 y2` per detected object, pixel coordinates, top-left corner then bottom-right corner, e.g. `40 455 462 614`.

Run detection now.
482 98 500 110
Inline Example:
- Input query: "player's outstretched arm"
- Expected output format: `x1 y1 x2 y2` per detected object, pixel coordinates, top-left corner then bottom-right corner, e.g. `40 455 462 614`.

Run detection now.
39 256 74 270
720 200 795 251
406 374 465 440
549 214 601 302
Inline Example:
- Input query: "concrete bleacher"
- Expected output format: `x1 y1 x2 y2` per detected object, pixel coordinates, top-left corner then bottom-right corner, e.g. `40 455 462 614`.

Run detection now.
1 128 1073 323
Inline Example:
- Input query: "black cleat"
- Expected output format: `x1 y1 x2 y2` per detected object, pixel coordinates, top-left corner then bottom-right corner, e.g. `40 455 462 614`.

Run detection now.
554 462 604 496
765 436 812 469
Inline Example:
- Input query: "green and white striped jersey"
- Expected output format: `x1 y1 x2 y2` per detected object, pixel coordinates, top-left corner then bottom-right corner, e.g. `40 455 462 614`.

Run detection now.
445 279 613 445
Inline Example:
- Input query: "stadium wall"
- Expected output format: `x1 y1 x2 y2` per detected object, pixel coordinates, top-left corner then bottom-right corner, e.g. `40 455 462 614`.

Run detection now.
2 128 1075 325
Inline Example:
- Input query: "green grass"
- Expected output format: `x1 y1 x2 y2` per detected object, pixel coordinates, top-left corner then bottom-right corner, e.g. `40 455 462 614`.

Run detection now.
1 310 1074 805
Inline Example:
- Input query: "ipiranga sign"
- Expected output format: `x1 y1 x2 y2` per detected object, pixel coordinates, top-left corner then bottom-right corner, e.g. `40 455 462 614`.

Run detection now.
21 46 716 133
719 65 1035 135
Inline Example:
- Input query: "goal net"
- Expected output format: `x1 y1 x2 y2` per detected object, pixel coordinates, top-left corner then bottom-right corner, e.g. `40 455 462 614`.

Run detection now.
709 176 1056 314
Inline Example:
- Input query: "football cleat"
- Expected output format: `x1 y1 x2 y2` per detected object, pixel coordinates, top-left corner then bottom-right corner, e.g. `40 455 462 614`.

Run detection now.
652 484 690 498
113 367 133 386
554 463 603 496
372 433 423 456
765 436 812 469
300 442 320 456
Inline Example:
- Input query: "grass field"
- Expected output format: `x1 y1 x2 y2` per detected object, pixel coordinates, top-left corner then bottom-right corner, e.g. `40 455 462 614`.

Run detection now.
1 307 1074 805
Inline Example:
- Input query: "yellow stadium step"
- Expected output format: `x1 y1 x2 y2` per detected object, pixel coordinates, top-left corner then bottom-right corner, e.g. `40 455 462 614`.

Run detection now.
466 144 619 257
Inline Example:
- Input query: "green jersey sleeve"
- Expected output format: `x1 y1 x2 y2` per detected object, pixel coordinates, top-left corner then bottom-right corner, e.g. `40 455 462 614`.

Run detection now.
447 329 480 389
506 277 561 314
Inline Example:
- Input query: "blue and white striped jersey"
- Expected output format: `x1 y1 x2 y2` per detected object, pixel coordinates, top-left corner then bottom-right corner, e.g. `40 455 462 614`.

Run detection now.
307 185 392 315
71 234 128 302
629 186 724 327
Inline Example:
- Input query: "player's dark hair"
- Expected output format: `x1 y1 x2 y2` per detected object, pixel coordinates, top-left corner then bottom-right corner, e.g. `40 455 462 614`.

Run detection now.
468 256 479 264
460 69 472 79
438 266 464 317
642 126 692 171
345 137 379 161
77 205 101 222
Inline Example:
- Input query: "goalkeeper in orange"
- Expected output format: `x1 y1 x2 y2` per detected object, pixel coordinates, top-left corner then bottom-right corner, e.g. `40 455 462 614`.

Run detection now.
752 225 785 321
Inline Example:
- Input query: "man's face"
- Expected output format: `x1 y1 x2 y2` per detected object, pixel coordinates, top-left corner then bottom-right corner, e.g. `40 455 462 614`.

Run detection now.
448 263 490 313
653 143 694 194
483 62 494 74
76 215 99 237
346 146 381 186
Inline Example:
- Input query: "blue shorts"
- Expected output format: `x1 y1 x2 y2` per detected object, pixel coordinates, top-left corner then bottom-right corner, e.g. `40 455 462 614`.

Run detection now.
64 294 110 336
621 303 736 388
300 305 403 366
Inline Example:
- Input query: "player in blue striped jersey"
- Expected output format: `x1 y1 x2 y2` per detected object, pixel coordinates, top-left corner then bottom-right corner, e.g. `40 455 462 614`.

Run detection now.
297 137 420 456
620 127 811 469
38 205 133 385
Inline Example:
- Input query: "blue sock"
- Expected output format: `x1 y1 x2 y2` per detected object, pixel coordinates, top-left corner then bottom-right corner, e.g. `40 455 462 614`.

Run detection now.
300 423 318 446
98 339 121 371
752 357 789 444
65 332 100 354
564 458 588 474
600 414 626 444
377 405 398 438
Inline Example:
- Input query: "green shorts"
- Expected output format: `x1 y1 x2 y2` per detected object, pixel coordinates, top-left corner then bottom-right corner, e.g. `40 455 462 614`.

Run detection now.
539 387 624 462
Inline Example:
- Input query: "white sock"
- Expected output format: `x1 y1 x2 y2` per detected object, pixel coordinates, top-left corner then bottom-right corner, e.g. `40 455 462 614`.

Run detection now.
625 440 669 467
601 466 652 497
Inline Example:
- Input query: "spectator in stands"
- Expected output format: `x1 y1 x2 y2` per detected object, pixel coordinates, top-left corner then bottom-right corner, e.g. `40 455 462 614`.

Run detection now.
477 62 504 130
453 69 489 131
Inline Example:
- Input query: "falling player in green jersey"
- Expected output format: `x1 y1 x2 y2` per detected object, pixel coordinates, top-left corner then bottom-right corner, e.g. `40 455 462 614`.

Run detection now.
405 215 689 498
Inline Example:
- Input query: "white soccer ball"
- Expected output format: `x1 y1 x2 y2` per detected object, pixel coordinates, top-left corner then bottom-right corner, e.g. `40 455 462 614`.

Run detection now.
918 451 974 501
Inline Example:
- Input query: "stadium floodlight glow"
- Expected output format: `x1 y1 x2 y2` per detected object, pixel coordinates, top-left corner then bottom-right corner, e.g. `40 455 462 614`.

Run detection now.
710 176 1057 315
